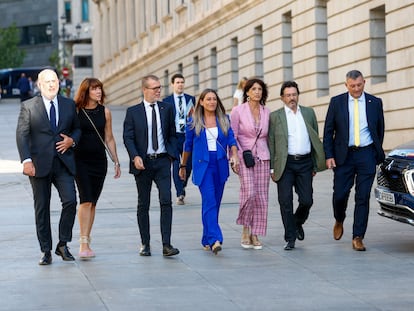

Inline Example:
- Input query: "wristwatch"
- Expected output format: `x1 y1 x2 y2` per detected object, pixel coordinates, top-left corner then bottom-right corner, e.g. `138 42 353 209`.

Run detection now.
72 141 76 148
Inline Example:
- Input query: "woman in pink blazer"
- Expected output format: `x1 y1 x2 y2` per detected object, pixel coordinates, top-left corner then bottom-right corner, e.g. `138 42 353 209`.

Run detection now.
230 78 270 249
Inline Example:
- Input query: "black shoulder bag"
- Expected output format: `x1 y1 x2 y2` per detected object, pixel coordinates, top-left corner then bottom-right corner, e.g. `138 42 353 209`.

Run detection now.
242 129 262 168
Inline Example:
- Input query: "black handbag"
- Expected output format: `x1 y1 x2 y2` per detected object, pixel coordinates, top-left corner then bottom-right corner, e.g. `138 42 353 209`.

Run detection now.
242 129 262 168
243 150 255 168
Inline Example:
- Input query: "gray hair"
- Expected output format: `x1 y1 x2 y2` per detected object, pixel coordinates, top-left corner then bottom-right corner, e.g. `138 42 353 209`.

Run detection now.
346 70 363 80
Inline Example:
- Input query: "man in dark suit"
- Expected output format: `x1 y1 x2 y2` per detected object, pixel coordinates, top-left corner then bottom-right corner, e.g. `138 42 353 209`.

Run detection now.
163 73 195 205
17 72 31 102
123 74 179 257
269 81 326 251
16 69 81 265
323 70 385 251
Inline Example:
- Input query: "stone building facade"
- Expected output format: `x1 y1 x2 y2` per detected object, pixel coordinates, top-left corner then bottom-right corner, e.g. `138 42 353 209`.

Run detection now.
91 0 414 150
0 0 58 67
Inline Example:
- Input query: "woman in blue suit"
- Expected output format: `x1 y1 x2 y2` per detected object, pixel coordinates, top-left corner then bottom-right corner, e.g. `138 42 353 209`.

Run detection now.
179 89 239 254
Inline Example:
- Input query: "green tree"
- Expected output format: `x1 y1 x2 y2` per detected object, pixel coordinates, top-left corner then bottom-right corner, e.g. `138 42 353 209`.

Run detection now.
0 23 26 68
48 49 61 72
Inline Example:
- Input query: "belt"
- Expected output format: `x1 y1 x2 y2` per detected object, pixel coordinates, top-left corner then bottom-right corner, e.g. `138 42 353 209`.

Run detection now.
287 153 311 161
348 144 373 152
146 153 168 160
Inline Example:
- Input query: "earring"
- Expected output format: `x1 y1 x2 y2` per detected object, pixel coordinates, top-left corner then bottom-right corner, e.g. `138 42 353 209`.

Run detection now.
247 96 250 102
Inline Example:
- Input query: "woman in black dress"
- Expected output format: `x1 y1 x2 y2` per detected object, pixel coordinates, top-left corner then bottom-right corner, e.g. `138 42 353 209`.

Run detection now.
74 78 121 259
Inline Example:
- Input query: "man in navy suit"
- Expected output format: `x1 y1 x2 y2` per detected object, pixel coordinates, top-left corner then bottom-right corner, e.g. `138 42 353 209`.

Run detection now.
163 73 195 205
16 69 81 265
323 70 385 251
123 74 179 257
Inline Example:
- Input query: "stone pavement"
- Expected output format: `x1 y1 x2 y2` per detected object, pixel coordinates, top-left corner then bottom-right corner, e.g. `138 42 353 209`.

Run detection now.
1 98 413 310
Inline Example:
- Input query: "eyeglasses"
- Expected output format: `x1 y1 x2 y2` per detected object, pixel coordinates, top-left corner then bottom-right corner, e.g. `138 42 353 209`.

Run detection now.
283 93 298 98
146 86 162 91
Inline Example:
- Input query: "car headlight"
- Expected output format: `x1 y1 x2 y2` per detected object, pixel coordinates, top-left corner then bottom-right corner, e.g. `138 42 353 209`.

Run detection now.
403 169 414 195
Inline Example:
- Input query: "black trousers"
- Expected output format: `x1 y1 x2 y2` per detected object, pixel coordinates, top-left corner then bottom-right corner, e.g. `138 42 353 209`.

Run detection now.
277 156 313 242
134 156 173 246
29 157 77 252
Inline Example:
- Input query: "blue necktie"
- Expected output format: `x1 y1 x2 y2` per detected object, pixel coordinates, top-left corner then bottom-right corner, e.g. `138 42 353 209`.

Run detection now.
49 101 57 132
178 96 185 132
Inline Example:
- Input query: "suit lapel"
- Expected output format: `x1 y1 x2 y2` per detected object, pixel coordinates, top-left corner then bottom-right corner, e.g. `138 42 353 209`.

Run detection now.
365 95 375 129
157 101 166 136
259 105 268 131
56 96 64 131
278 109 288 141
342 93 350 130
242 104 259 134
34 96 50 128
138 103 149 148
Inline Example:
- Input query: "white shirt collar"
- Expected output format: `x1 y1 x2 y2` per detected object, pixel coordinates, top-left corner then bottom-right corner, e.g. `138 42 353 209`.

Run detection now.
284 104 301 114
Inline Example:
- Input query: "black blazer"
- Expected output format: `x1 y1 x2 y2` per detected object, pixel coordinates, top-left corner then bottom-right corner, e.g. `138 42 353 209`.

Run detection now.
323 92 385 166
123 101 177 175
16 95 81 177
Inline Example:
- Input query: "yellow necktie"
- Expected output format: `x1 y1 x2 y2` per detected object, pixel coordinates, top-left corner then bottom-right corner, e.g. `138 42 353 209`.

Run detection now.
354 98 360 146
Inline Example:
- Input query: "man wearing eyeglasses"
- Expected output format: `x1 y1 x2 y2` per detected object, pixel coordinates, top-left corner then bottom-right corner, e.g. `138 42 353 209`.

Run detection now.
123 74 179 257
268 81 325 251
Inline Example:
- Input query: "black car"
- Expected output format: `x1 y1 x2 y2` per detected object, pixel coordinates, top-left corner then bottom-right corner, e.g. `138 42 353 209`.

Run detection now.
375 140 414 226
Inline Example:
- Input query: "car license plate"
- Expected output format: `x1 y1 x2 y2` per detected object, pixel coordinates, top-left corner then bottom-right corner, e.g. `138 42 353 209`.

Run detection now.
377 189 395 205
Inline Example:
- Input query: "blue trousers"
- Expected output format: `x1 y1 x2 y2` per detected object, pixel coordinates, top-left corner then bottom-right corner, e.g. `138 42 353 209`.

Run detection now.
198 152 225 247
333 145 376 238
172 133 192 197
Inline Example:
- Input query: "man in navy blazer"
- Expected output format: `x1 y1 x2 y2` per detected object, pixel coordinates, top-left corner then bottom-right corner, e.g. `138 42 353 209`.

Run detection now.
123 74 179 257
16 69 81 265
323 70 385 251
163 73 195 205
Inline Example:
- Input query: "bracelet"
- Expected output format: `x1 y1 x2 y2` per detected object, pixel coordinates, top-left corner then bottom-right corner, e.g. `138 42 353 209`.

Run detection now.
114 162 120 167
179 164 186 169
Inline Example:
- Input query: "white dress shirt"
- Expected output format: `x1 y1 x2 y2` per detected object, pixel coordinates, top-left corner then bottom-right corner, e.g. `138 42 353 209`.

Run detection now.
284 105 311 155
144 100 166 154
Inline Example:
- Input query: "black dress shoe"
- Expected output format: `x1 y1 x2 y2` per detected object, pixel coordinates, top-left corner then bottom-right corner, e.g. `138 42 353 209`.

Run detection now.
55 245 75 261
139 244 151 256
296 224 305 241
284 241 295 251
39 251 52 265
163 244 179 257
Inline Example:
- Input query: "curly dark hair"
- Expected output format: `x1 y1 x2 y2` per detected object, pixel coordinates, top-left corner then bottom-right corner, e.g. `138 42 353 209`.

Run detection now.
280 81 300 97
243 78 268 105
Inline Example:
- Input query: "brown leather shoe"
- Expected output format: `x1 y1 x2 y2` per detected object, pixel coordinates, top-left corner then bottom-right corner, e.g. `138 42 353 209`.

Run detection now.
333 221 343 240
352 237 366 251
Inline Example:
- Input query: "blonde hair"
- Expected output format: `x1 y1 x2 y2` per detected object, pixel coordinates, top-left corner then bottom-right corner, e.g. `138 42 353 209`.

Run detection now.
191 89 229 136
237 77 248 89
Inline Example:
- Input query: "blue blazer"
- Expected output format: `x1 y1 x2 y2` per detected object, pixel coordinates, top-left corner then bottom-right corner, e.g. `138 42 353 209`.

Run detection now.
16 95 81 177
123 101 177 175
163 93 196 118
184 117 237 186
323 92 385 166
